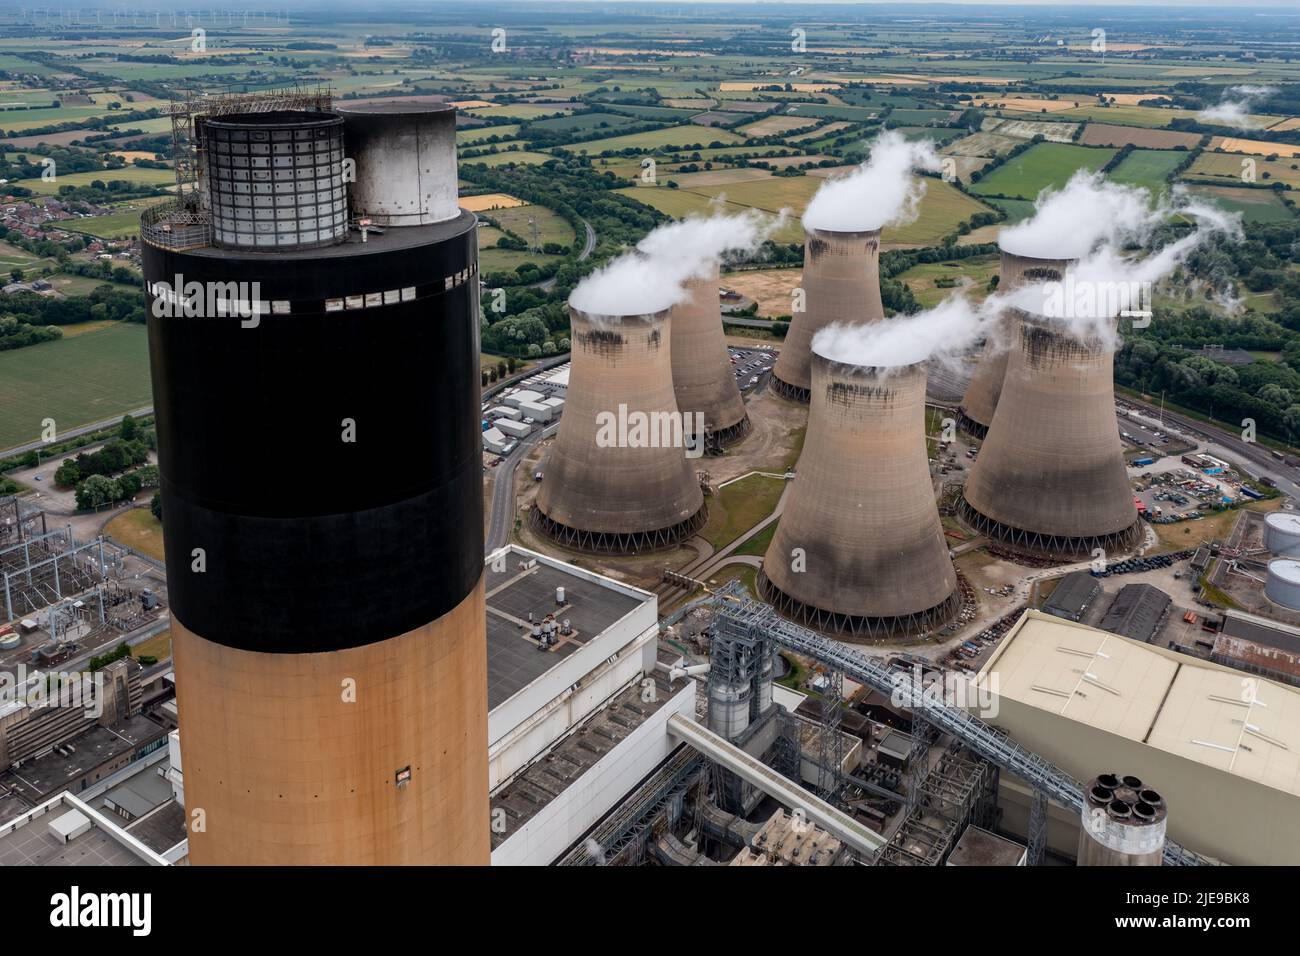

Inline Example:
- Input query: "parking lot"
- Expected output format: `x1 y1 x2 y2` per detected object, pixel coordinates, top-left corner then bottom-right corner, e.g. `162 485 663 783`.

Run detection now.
728 345 777 393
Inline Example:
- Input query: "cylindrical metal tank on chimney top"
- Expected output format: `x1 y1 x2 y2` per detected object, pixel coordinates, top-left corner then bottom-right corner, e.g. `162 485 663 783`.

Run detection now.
957 249 1076 439
532 304 707 553
334 103 460 226
144 105 488 865
760 353 959 639
771 227 883 402
959 308 1141 558
1077 773 1167 866
671 266 750 450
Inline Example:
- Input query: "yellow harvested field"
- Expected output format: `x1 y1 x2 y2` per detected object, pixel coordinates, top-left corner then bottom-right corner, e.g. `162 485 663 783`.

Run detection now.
719 82 842 92
737 114 821 136
972 97 1082 113
890 74 1017 84
108 150 161 162
721 268 801 317
1268 117 1300 132
1104 93 1172 105
451 99 493 108
459 192 528 211
807 165 859 179
1209 136 1300 158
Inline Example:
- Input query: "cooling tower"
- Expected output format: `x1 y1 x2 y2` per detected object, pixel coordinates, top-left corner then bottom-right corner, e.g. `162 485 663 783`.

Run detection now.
1077 773 1167 866
759 353 959 639
532 305 707 553
958 308 1141 558
957 250 1076 439
144 105 488 865
771 228 883 402
671 267 750 449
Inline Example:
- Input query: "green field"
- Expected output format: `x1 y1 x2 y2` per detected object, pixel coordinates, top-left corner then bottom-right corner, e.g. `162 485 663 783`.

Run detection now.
466 104 572 121
970 142 1117 200
525 111 638 133
1186 185 1296 224
64 198 170 239
1186 152 1300 190
1107 149 1186 194
898 255 1000 308
489 204 575 247
461 150 556 167
0 322 151 451
456 123 520 144
12 164 175 195
561 124 746 154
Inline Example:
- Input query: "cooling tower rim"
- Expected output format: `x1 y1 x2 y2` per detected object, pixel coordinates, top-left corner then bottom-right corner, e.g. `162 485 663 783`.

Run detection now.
201 109 342 130
809 345 927 379
568 302 674 325
997 235 1093 260
335 101 456 117
801 224 883 240
1008 302 1121 333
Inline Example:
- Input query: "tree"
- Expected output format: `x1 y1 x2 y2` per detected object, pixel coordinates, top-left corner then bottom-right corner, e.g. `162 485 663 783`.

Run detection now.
119 413 138 441
76 474 117 511
9 268 21 283
150 491 162 522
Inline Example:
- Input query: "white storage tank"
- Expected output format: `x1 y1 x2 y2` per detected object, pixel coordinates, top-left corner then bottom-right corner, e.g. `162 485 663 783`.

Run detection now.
335 103 459 226
1265 512 1300 557
1266 558 1300 610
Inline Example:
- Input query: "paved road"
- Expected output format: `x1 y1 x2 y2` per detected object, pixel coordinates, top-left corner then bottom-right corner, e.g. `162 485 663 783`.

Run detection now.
485 432 544 555
533 218 594 292
1119 395 1300 498
2 406 153 458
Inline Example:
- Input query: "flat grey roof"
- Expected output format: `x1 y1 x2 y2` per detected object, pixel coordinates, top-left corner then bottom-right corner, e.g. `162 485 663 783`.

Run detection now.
1222 613 1300 653
1 715 168 801
102 767 173 820
125 799 187 855
489 671 674 850
0 811 147 866
485 558 646 710
948 826 1025 866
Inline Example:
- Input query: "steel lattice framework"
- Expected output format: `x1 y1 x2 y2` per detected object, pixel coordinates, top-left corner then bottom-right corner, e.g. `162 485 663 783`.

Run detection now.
530 505 709 555
710 582 1208 866
957 497 1144 560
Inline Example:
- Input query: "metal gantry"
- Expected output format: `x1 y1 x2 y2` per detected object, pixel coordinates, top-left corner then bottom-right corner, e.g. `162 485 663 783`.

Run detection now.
711 582 1207 866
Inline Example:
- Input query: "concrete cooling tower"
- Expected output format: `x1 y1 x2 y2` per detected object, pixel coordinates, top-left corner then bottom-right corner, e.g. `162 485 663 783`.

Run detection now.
957 250 1075 439
759 353 959 639
958 309 1141 558
143 103 488 864
771 228 883 402
671 267 750 449
532 305 708 552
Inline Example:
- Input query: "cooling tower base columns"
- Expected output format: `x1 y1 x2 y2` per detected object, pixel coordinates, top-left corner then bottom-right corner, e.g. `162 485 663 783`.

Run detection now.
174 579 489 866
954 407 989 441
771 376 810 404
708 414 752 452
530 503 708 555
957 497 1143 560
758 569 961 642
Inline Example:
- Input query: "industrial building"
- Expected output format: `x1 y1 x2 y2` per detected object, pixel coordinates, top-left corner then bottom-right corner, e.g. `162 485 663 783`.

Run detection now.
761 353 959 639
1212 609 1300 687
1040 570 1102 622
532 304 707 553
141 94 488 864
959 308 1141 558
976 610 1300 865
771 227 883 402
1097 583 1172 644
957 249 1074 439
670 267 750 449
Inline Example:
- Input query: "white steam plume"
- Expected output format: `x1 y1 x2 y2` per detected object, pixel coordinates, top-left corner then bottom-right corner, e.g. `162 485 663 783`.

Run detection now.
569 209 780 316
1198 85 1277 130
998 171 1157 260
812 191 1241 372
802 130 941 233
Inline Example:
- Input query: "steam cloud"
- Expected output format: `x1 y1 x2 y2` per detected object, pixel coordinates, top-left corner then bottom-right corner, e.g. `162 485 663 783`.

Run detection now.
812 188 1242 371
998 171 1158 260
1198 85 1277 130
802 130 941 233
568 209 779 316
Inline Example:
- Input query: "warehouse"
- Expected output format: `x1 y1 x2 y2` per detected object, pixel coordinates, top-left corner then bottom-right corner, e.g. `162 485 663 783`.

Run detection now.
975 610 1300 865
1040 571 1101 622
1097 583 1172 644
495 419 532 440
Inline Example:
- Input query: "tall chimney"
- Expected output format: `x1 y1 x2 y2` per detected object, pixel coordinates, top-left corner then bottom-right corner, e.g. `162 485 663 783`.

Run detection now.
771 227 883 403
760 352 959 638
1077 773 1167 866
144 103 489 865
671 265 750 450
958 308 1141 558
957 249 1075 439
532 304 708 552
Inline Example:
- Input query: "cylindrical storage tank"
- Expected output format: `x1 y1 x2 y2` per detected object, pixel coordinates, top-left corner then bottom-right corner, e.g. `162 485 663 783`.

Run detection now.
1265 513 1300 557
771 227 883 402
143 164 487 864
556 586 566 605
335 103 459 226
958 250 1075 438
670 266 749 449
1266 559 1300 610
532 304 707 553
707 679 752 739
201 110 347 251
760 353 959 639
1077 773 1167 866
959 308 1141 558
